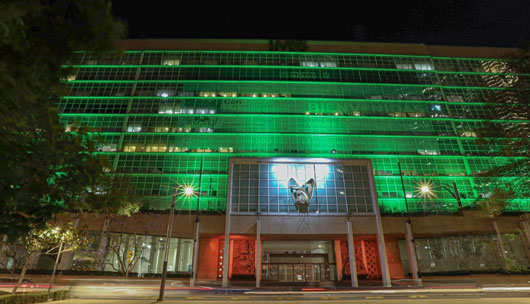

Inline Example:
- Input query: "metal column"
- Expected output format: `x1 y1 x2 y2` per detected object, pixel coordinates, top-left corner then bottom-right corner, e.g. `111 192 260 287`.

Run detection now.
367 164 392 287
405 221 422 286
346 219 358 287
256 219 261 288
190 219 200 286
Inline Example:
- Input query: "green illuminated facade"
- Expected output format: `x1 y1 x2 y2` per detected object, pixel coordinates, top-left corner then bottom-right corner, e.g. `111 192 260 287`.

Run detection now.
59 41 530 215
14 39 527 281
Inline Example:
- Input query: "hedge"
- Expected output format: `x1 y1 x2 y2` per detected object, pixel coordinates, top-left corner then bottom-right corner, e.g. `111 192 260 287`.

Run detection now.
0 290 69 304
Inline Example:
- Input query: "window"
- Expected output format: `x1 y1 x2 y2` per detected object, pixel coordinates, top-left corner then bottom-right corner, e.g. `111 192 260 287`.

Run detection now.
127 125 142 132
123 145 137 152
396 63 414 70
414 62 434 71
97 144 117 152
162 59 180 66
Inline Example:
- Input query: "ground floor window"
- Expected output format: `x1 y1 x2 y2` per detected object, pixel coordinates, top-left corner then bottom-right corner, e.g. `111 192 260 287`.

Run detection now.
72 233 194 276
399 233 529 274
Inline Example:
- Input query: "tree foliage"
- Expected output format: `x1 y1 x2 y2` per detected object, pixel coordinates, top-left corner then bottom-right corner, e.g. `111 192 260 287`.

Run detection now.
477 44 530 203
4 223 86 293
0 0 125 241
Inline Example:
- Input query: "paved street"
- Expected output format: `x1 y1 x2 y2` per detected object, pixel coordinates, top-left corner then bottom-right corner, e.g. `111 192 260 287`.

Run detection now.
2 275 530 303
52 297 530 304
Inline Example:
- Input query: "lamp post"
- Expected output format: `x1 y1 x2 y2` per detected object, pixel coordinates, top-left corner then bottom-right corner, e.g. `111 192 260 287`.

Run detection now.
190 158 203 287
158 183 194 302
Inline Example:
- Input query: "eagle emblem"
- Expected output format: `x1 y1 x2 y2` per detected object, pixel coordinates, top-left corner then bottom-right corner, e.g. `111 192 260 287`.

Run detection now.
288 178 315 212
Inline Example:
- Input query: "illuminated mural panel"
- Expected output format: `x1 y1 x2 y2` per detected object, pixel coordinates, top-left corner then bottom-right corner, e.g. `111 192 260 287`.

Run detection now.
230 160 375 215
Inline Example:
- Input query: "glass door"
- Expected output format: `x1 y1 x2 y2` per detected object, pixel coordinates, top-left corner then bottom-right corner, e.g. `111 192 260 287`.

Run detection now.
306 264 321 282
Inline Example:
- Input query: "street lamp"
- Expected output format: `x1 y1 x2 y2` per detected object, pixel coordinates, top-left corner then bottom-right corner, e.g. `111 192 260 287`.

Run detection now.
158 183 195 302
190 158 203 287
417 181 463 212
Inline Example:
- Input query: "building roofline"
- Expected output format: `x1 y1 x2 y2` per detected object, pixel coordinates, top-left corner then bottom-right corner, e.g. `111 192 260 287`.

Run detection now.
115 39 518 59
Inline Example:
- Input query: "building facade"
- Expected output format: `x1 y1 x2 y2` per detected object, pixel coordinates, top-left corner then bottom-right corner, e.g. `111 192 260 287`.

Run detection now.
45 39 530 284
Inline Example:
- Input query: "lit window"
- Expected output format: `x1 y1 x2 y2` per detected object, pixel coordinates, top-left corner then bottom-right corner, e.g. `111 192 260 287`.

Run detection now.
158 104 180 114
146 145 167 152
127 125 142 132
413 62 434 70
123 145 136 152
162 59 180 66
219 147 234 153
200 92 216 97
300 61 319 67
98 144 117 152
418 149 440 155
320 62 337 67
157 91 171 97
396 63 414 70
66 73 77 81
219 92 237 97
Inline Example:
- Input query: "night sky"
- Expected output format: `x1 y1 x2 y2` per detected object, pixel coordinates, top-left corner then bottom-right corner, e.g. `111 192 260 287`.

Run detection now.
111 0 530 47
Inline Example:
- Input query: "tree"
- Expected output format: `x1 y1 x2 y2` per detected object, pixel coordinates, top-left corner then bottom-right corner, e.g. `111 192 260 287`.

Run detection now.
85 176 141 271
105 230 149 278
0 0 125 241
9 224 86 293
476 45 530 269
0 237 26 280
477 188 512 261
477 45 530 201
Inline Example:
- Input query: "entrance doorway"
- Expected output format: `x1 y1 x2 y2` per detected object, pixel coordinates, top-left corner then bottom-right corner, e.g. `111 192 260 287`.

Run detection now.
264 254 328 282
261 240 336 282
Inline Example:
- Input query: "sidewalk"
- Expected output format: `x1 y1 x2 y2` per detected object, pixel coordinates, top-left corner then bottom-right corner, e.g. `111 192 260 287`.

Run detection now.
1 273 530 291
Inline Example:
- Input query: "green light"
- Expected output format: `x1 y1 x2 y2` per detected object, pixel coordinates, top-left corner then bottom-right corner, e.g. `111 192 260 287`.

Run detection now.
66 79 509 91
67 64 526 76
58 112 529 123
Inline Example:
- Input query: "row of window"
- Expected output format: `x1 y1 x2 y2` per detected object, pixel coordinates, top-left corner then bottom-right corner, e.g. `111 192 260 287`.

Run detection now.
91 135 497 157
118 168 529 213
78 51 514 74
66 115 503 138
68 83 504 104
71 67 523 88
110 153 508 177
58 98 494 119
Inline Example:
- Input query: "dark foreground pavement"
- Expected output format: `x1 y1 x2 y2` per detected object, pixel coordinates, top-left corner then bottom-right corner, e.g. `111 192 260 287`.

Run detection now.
52 296 530 304
2 274 530 303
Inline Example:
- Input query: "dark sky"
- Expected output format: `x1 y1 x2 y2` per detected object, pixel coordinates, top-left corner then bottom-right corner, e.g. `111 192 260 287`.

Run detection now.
111 0 530 47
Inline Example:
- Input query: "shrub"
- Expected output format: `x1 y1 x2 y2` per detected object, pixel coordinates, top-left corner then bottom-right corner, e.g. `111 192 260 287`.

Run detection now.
0 290 69 304
52 290 70 301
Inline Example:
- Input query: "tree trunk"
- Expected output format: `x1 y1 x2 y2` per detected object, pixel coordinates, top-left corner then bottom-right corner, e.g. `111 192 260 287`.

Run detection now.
12 258 31 294
493 219 507 259
96 217 111 271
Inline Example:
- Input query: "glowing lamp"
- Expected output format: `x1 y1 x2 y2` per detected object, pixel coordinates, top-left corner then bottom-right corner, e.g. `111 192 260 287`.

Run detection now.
184 186 194 196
